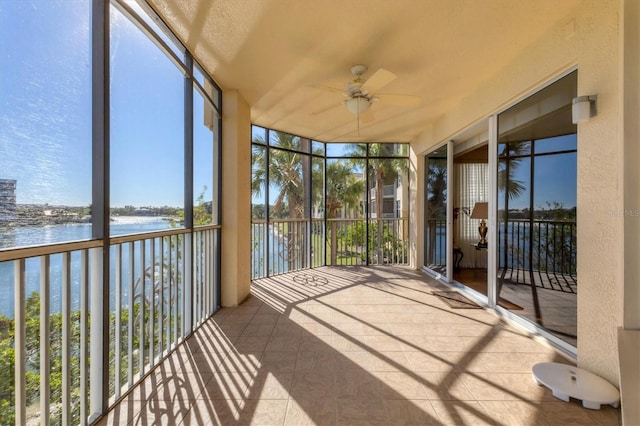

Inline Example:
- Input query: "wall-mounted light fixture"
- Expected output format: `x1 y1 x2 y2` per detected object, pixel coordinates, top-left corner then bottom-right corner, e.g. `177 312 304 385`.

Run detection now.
572 95 598 124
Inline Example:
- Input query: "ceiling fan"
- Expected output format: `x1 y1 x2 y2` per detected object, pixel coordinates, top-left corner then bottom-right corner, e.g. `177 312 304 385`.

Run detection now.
311 64 421 130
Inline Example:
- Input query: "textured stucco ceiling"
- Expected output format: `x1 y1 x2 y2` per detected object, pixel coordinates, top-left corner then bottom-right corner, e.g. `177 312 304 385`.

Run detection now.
148 0 581 142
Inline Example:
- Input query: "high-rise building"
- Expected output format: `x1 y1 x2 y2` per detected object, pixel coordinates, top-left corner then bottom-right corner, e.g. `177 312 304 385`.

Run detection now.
0 179 16 223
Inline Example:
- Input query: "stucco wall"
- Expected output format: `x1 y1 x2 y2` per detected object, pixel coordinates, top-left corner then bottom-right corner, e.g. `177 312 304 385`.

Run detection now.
411 0 624 385
574 0 622 387
221 90 252 307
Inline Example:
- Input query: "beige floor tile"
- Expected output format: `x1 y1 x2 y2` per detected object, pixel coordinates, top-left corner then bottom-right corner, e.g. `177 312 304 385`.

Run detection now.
336 369 383 400
369 350 411 372
153 371 213 401
404 350 487 373
332 350 374 371
479 401 549 426
241 322 276 337
236 399 288 425
374 371 430 399
336 398 390 426
460 372 555 402
417 371 476 401
96 398 143 426
121 398 190 426
246 371 293 400
198 372 254 400
284 397 337 426
383 399 441 425
295 350 337 371
259 350 298 372
215 352 262 373
539 401 621 425
234 335 270 353
180 399 240 426
430 400 496 425
265 333 302 352
290 370 336 399
475 351 566 373
104 267 604 425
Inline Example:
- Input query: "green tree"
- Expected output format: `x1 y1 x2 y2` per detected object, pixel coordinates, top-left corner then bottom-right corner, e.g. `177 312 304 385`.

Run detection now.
326 160 365 264
251 132 323 271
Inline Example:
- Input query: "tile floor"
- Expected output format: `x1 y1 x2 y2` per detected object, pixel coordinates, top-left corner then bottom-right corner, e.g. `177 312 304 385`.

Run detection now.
97 266 620 425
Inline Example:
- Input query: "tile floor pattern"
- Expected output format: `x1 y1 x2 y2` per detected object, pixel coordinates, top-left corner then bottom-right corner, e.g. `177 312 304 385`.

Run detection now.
97 267 620 425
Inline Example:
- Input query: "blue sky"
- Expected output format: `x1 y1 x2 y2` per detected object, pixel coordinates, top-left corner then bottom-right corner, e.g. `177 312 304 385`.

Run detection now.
0 1 92 206
0 1 212 208
504 135 577 210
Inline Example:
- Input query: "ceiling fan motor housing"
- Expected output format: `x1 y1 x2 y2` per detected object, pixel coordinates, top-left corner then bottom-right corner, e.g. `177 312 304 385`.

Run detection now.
350 64 367 77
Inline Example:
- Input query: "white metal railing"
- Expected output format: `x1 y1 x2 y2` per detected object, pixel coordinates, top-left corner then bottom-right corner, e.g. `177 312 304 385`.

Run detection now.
251 217 408 279
0 226 219 425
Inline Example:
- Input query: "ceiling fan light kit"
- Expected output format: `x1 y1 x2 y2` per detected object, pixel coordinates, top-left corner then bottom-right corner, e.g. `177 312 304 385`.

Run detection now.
344 96 371 114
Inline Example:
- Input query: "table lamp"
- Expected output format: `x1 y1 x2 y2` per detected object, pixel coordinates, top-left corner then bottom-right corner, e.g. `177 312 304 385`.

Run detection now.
470 202 488 248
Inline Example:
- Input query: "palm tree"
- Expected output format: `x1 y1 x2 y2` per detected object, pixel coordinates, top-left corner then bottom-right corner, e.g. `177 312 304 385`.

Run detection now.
251 131 322 271
498 142 527 201
326 160 365 264
346 144 408 263
425 153 447 266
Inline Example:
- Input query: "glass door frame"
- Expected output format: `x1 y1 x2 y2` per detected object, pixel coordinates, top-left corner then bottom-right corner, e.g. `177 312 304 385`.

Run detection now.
422 140 454 281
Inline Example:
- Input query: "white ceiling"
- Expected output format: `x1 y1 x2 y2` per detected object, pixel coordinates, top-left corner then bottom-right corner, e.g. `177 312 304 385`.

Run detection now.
149 0 581 143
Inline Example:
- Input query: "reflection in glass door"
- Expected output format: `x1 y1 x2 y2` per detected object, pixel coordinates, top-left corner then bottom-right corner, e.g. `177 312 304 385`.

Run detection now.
496 71 578 347
424 145 448 274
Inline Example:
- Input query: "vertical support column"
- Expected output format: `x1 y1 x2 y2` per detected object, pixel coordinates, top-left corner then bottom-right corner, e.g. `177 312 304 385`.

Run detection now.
622 0 640 331
184 55 194 229
91 0 110 417
487 114 498 308
221 91 251 306
445 140 453 281
620 2 640 425
410 144 422 269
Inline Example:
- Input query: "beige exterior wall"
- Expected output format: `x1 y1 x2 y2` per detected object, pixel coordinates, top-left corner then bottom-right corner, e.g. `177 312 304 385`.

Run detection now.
411 0 633 386
221 90 252 307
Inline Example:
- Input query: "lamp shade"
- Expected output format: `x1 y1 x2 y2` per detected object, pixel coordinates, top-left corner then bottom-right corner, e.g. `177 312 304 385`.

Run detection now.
470 202 488 219
344 97 371 114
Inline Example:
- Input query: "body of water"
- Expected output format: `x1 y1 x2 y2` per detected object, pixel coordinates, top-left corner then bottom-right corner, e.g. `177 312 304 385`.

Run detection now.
0 217 170 318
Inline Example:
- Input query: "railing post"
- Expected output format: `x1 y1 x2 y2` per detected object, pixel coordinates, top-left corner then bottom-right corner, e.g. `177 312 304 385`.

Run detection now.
61 253 71 424
90 247 104 422
79 250 88 426
14 259 26 426
184 233 193 335
40 256 51 426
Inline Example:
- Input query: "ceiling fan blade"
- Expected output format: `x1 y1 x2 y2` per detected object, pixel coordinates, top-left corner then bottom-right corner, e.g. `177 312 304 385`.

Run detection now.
307 84 346 95
360 109 375 124
361 68 396 94
375 93 422 107
311 102 342 115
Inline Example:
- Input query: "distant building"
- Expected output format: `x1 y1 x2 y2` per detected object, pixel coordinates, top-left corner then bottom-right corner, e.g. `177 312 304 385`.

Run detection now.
0 179 17 223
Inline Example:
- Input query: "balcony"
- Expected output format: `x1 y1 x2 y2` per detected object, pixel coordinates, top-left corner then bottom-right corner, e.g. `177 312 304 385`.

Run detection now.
95 267 618 425
0 227 220 425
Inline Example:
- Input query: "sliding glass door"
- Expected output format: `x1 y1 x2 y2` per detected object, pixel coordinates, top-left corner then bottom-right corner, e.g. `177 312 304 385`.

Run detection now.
497 71 578 347
424 144 449 276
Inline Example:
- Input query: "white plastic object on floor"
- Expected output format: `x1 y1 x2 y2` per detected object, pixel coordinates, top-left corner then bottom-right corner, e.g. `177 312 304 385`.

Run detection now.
532 362 620 410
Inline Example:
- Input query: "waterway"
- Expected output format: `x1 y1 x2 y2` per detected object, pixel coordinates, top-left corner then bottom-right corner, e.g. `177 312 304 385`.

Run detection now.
0 217 169 318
